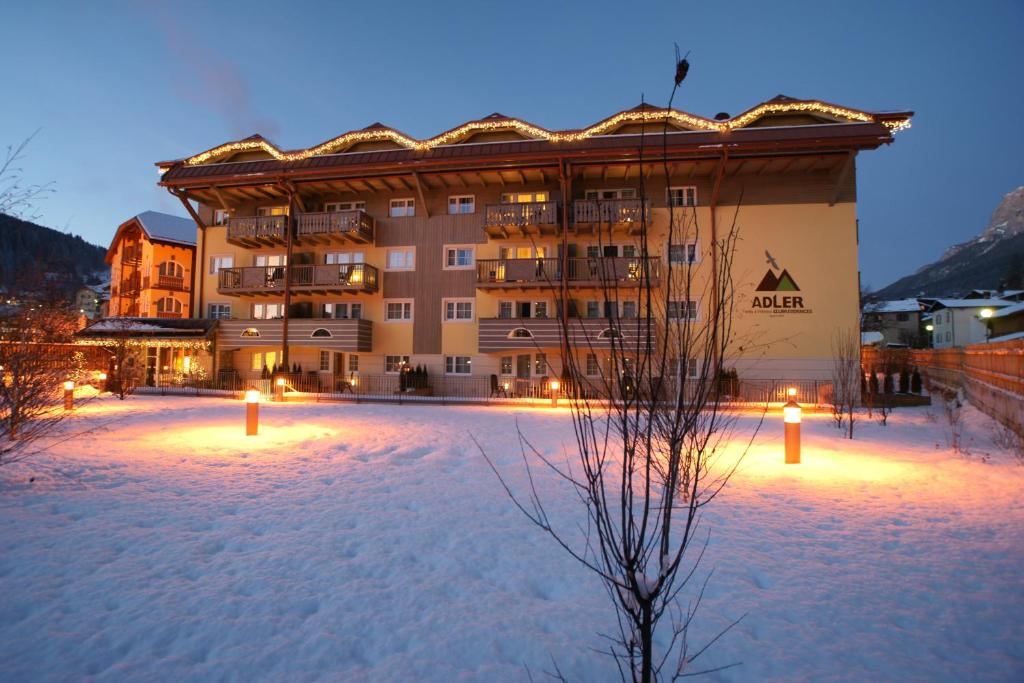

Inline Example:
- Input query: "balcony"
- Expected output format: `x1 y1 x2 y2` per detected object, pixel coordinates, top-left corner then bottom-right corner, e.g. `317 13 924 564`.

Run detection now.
121 245 142 265
478 317 652 353
476 257 659 289
218 318 372 352
296 210 374 245
120 275 140 294
146 275 189 292
483 201 560 238
572 199 650 234
226 215 288 247
217 264 379 296
155 311 184 319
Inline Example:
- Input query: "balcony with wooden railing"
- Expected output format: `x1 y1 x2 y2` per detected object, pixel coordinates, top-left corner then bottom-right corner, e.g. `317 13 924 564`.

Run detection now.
483 201 560 238
217 263 379 296
572 199 650 233
120 245 142 265
155 311 185 319
145 274 189 291
226 215 289 247
120 274 141 294
478 316 652 353
476 257 660 289
296 210 374 245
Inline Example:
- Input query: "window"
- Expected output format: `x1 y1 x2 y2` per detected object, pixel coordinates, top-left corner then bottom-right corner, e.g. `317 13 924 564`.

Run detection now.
508 327 534 338
667 300 699 321
208 303 231 320
210 254 234 274
385 355 410 373
251 351 277 372
669 358 699 379
241 328 260 337
385 300 413 321
621 301 637 319
501 191 549 204
499 245 547 259
322 302 362 319
444 245 475 269
586 301 600 318
500 356 513 375
444 299 474 322
325 251 364 265
586 353 600 377
448 195 476 214
253 254 286 267
348 355 359 373
389 198 415 217
319 351 331 371
668 186 698 207
585 188 637 200
155 297 182 314
498 301 514 319
534 301 548 319
312 328 332 338
386 247 415 270
896 313 910 322
535 353 547 375
669 243 699 264
158 260 184 278
445 356 472 375
597 328 620 339
325 201 366 212
213 209 230 226
256 206 288 216
253 303 285 319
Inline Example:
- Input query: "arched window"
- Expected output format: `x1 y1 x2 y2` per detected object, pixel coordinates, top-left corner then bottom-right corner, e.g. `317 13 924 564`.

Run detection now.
507 327 534 339
158 260 184 278
311 328 332 338
597 327 620 339
241 328 260 337
155 297 182 316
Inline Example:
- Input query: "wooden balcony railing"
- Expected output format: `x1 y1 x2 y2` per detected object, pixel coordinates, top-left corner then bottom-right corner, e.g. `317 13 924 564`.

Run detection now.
120 275 140 293
297 210 374 244
146 274 188 291
226 215 288 246
573 199 650 226
217 263 379 295
476 257 660 288
483 201 559 237
155 311 184 319
121 246 142 264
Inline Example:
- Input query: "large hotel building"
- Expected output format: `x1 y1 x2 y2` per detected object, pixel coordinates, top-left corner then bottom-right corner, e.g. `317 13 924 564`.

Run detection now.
153 96 910 393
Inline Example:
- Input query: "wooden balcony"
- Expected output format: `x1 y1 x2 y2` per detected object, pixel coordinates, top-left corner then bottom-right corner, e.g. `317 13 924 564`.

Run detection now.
572 199 650 234
478 317 652 353
476 257 659 289
120 275 140 294
146 274 189 292
217 264 379 296
219 318 372 352
120 245 142 265
483 201 560 238
155 311 184 319
296 210 374 245
226 215 288 247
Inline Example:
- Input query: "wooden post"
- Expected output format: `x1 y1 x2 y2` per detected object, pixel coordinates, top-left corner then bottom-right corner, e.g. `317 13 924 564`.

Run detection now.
63 381 74 411
170 189 207 319
281 188 297 368
246 401 259 436
784 396 801 464
708 150 729 377
558 160 571 380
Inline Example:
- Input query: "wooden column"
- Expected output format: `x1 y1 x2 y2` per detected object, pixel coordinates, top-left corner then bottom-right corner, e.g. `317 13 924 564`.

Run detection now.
708 150 728 375
170 190 206 319
558 160 572 377
281 189 297 367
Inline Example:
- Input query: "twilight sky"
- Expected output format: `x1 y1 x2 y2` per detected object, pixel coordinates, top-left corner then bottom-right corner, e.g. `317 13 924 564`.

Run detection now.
2 0 1021 289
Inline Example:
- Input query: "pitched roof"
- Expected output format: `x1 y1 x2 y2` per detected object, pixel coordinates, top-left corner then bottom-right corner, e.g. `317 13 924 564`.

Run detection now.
928 298 1013 310
134 211 196 246
863 299 921 314
76 317 215 340
992 301 1024 318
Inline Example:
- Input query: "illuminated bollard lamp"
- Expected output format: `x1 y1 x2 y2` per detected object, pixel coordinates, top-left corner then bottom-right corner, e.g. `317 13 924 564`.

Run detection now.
783 387 801 464
274 377 286 402
245 389 261 436
550 379 560 408
63 380 75 411
98 372 108 393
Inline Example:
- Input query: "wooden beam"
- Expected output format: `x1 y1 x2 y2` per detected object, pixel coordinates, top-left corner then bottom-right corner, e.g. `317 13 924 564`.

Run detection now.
211 186 231 211
412 172 430 218
829 152 856 207
473 171 488 187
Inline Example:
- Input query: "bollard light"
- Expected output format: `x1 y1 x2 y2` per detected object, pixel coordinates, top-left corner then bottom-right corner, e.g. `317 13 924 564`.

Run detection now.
550 379 560 408
783 387 801 464
274 376 286 402
98 372 108 394
63 380 75 411
245 389 260 435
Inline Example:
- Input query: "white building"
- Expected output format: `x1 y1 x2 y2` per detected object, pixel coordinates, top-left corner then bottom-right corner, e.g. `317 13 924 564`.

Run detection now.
926 299 1012 348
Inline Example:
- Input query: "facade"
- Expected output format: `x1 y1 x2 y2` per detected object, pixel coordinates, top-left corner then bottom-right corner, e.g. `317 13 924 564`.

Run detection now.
155 96 911 391
74 284 107 320
926 299 1012 348
107 212 197 319
987 301 1024 342
861 299 925 347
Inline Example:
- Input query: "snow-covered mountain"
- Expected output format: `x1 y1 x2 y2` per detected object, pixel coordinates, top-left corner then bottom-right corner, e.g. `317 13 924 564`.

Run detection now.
876 186 1024 298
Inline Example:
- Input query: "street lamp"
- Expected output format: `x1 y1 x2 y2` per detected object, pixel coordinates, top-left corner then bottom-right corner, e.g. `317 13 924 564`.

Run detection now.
925 324 934 332
274 376 286 402
245 389 261 435
979 308 994 319
550 379 560 408
63 381 75 411
98 372 108 393
783 387 801 464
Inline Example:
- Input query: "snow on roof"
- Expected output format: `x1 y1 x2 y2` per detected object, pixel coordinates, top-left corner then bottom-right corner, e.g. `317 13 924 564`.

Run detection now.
87 320 174 332
929 298 1013 310
863 299 921 314
988 330 1024 343
861 331 885 346
992 301 1024 318
135 211 196 246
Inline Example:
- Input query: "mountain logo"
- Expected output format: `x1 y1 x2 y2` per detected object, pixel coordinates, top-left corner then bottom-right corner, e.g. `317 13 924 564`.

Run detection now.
755 268 800 292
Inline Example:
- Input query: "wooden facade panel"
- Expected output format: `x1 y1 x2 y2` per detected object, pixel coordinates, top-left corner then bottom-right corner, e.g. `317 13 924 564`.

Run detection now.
478 318 650 353
218 319 372 352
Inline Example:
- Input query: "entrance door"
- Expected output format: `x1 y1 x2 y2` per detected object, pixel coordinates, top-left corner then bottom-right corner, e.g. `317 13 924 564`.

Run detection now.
516 354 531 379
333 352 345 389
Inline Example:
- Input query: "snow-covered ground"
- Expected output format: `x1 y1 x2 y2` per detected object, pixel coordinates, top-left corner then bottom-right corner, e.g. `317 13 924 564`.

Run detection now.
1 396 1022 682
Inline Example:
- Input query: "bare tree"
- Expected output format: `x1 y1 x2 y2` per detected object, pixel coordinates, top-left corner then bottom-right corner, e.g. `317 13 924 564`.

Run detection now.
480 54 759 682
0 130 54 221
95 318 144 399
830 329 860 439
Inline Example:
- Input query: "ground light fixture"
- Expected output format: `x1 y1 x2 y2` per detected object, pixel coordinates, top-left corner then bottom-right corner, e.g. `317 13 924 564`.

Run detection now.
550 379 560 408
784 387 801 464
245 389 260 436
98 372 108 393
274 377 286 402
63 381 75 411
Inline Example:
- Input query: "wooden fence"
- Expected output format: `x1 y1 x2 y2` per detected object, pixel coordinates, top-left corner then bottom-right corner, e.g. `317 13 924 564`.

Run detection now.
911 340 1024 436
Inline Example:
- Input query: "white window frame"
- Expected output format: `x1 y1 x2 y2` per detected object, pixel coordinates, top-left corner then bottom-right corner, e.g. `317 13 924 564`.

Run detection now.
322 302 362 319
443 298 474 322
213 209 230 226
668 242 700 264
447 195 476 215
348 354 359 373
384 355 410 374
256 206 288 217
501 191 549 204
389 198 415 218
667 299 700 322
386 247 415 271
209 254 234 274
584 188 637 200
669 358 699 379
325 200 366 212
384 299 414 322
500 356 513 375
319 350 331 372
585 353 601 377
443 244 475 270
253 254 287 267
155 296 182 314
668 185 698 207
207 303 232 320
253 303 285 320
444 355 473 375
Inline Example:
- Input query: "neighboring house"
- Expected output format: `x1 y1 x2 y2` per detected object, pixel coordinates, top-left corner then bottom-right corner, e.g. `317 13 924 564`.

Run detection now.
925 299 1013 348
861 299 924 347
107 212 197 319
73 282 109 320
153 96 910 386
987 301 1024 342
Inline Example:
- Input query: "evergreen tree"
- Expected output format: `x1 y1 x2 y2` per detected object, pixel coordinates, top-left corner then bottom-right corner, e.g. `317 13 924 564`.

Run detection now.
883 371 894 394
898 367 910 393
868 368 879 396
911 369 922 394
